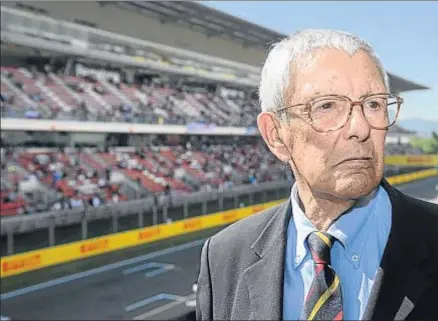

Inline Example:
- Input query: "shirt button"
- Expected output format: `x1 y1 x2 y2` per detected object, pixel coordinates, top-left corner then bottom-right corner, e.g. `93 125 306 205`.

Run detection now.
352 254 359 262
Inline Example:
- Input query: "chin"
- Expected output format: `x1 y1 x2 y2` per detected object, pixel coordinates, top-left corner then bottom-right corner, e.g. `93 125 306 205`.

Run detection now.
334 173 380 200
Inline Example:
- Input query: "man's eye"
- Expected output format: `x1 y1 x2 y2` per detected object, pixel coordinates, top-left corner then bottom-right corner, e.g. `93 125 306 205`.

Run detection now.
365 100 383 109
315 102 336 111
320 103 334 110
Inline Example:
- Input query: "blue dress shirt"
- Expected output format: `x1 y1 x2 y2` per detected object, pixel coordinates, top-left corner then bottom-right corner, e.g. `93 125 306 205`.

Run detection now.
283 183 392 320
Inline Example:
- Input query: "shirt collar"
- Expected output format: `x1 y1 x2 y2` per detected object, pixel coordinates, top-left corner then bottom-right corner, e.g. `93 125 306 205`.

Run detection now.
290 182 380 269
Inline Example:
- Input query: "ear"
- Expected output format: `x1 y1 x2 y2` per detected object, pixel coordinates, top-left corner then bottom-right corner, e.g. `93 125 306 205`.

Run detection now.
257 112 291 163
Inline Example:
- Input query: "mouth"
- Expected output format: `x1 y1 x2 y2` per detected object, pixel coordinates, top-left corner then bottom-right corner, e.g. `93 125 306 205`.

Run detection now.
337 157 373 165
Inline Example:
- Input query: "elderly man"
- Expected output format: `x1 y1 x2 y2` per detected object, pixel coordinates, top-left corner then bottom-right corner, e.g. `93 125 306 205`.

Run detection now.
196 29 438 321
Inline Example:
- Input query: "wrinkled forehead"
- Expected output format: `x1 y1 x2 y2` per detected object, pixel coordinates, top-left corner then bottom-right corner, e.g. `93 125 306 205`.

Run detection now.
288 49 387 103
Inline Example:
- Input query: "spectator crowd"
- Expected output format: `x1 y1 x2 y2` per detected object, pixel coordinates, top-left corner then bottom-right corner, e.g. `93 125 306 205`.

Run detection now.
1 64 426 218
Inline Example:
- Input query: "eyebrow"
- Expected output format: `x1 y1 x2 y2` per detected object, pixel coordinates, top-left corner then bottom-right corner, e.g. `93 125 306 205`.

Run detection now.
359 91 373 100
305 90 378 102
305 91 337 101
297 91 324 103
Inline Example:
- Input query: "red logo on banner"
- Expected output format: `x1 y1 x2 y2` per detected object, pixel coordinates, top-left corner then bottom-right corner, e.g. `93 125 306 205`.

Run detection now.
407 156 431 164
138 227 160 241
2 254 41 273
222 211 238 222
252 206 265 213
183 218 202 231
80 239 109 254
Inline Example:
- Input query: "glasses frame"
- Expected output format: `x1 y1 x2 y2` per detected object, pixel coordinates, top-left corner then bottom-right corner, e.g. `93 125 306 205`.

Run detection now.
275 93 404 133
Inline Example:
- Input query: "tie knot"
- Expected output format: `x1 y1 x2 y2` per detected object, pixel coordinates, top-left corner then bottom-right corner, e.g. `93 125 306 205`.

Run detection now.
307 231 335 265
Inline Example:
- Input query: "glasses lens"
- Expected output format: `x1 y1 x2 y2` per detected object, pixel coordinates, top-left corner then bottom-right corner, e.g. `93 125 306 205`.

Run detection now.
310 97 350 131
363 94 398 128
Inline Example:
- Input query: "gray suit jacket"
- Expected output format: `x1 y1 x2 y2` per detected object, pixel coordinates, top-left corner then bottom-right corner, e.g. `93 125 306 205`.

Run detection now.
195 179 438 320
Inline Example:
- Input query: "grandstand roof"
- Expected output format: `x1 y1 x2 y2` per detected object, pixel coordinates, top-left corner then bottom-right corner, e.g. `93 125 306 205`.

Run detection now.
388 124 416 135
108 1 285 48
107 1 429 93
389 73 429 93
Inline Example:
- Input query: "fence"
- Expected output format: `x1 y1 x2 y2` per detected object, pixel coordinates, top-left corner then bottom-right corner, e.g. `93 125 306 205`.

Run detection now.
0 180 291 256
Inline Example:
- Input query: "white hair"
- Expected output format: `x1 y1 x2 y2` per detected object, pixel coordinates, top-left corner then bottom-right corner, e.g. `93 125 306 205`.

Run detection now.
258 29 390 113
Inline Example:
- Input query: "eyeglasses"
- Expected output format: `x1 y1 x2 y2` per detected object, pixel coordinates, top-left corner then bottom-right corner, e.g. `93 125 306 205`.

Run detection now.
275 93 403 132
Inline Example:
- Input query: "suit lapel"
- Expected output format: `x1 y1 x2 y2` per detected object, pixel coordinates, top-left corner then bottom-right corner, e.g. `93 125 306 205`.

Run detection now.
244 201 291 320
363 179 433 320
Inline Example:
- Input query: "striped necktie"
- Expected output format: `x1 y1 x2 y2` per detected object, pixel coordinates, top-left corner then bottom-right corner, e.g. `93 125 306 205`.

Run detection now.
300 231 343 320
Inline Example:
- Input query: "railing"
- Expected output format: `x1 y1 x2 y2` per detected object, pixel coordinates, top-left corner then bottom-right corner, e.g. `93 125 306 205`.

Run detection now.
0 117 257 135
0 180 292 256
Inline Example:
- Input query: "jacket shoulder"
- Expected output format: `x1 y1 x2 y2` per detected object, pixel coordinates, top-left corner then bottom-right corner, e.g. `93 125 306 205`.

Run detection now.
402 193 438 231
395 191 438 274
198 202 288 320
209 201 287 252
415 198 438 242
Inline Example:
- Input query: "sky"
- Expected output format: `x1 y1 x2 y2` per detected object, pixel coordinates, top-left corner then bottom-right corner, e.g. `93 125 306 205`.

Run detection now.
204 1 438 122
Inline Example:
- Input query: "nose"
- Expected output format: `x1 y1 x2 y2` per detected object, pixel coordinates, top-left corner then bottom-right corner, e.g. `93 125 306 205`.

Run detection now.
344 104 371 141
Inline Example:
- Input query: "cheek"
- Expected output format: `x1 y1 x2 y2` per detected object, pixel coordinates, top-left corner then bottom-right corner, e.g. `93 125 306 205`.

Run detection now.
291 127 334 168
372 132 387 156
